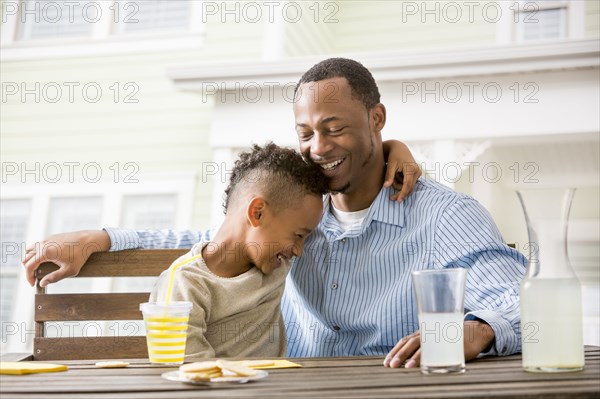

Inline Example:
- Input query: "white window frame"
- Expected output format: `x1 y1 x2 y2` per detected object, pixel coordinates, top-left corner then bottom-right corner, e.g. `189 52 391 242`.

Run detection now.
0 0 206 61
0 172 195 353
496 0 585 45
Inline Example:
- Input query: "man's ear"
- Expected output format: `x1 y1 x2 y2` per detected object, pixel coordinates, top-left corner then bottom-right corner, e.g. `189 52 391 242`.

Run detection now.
370 103 386 133
247 197 266 228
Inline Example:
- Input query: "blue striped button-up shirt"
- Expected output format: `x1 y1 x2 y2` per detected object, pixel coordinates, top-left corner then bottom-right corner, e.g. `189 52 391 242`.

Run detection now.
281 178 526 357
106 178 527 358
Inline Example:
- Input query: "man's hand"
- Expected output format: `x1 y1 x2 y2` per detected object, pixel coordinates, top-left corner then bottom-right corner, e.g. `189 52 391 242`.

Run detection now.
382 140 422 202
22 230 111 287
383 320 495 368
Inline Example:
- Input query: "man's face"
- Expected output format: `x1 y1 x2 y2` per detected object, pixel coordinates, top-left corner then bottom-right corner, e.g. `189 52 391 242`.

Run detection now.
293 77 381 195
249 194 323 274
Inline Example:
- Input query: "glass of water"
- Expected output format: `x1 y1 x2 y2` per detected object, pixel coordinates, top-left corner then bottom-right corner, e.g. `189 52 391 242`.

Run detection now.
412 268 467 374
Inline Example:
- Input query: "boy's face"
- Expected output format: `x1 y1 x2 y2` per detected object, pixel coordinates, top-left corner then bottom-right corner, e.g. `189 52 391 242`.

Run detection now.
249 194 323 274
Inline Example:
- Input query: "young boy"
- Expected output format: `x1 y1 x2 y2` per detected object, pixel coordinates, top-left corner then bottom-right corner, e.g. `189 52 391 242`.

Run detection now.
150 142 328 359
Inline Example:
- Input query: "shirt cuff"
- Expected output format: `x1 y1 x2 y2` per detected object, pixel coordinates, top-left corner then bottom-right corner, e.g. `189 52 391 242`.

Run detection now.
464 310 520 357
103 227 141 251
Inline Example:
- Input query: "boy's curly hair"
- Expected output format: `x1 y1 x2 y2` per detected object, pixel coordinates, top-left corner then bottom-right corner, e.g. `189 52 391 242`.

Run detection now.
294 57 380 110
223 142 328 213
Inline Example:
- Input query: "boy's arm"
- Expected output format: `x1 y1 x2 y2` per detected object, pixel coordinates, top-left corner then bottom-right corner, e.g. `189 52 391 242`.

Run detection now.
183 307 217 359
382 140 422 202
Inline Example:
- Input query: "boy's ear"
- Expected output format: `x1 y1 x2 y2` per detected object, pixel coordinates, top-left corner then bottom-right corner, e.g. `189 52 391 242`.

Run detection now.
247 197 266 227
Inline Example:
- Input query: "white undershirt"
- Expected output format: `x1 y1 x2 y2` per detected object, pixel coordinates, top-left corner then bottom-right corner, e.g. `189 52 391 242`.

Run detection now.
330 203 369 231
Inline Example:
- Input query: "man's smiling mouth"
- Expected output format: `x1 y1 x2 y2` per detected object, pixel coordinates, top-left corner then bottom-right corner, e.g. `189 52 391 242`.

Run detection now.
322 159 343 170
316 157 345 171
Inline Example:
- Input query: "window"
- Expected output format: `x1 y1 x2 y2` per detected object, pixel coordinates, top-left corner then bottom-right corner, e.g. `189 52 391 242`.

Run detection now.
120 194 178 230
16 0 94 40
46 197 104 235
1 200 31 268
1 0 204 59
514 1 568 42
0 199 31 346
44 197 104 296
0 175 195 352
496 0 584 44
112 193 180 294
112 0 190 35
11 0 190 41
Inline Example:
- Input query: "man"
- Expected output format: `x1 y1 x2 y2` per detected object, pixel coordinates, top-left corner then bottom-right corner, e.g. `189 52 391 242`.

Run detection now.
23 58 526 368
284 58 525 367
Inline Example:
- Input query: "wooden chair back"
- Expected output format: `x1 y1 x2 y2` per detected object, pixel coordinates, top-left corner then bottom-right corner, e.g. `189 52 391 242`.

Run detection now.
34 249 187 361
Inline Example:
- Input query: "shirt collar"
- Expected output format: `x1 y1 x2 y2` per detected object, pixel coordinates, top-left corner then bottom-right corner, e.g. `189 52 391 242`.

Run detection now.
368 185 406 228
321 185 405 235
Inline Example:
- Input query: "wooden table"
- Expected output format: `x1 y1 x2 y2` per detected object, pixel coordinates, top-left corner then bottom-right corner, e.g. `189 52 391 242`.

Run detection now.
1 347 599 399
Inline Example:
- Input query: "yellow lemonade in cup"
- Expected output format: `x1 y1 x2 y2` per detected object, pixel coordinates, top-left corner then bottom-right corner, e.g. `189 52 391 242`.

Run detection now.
140 253 203 364
139 301 192 365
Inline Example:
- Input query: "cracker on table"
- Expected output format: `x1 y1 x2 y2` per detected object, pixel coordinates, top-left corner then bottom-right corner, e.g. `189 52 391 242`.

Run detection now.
95 361 130 368
179 361 220 373
216 359 257 377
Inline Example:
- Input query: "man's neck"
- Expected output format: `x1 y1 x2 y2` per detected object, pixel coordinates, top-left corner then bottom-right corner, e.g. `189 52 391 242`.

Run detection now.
330 169 385 212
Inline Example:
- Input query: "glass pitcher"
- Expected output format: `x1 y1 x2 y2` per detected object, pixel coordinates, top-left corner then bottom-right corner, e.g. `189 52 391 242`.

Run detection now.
517 188 584 372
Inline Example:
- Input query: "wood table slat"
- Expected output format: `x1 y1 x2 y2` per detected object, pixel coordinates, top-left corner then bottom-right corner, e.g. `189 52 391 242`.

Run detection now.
2 347 599 398
0 353 33 362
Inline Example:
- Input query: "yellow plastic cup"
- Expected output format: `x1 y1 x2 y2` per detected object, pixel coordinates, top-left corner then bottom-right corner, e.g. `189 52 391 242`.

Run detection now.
139 301 192 365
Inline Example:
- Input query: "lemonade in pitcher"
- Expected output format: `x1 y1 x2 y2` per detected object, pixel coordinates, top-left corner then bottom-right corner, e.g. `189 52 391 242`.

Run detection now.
517 188 584 372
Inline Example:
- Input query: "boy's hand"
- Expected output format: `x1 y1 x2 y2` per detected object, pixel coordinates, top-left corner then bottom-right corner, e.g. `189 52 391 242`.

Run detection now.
382 320 495 368
22 230 111 287
382 140 421 202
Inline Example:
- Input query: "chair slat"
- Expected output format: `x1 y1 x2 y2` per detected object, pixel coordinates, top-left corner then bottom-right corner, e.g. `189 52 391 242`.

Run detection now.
36 249 187 279
35 293 150 321
34 337 148 360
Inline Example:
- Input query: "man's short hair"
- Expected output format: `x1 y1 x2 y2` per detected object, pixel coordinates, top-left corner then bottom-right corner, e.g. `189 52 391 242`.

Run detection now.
294 57 381 109
223 142 328 213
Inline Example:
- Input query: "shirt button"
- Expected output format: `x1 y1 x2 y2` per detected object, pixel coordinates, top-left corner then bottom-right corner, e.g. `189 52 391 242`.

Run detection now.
333 326 340 331
331 283 338 290
340 238 346 243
